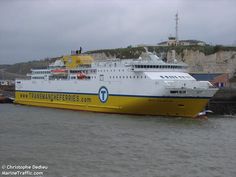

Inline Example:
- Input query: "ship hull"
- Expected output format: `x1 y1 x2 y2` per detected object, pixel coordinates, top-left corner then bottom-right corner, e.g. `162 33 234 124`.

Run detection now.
15 91 210 118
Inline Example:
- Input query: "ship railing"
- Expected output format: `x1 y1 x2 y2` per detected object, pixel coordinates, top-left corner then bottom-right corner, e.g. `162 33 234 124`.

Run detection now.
198 81 218 89
133 68 187 72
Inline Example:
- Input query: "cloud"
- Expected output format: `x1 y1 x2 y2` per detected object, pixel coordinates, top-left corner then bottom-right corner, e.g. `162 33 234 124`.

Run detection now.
0 0 235 64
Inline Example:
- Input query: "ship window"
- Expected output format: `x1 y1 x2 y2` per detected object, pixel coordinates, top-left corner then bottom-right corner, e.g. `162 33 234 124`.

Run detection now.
170 91 178 94
137 76 139 78
130 76 132 78
99 74 104 81
126 76 128 78
123 76 125 79
179 91 187 94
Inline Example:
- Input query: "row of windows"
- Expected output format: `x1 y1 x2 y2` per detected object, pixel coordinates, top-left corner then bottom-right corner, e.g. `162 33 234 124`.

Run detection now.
134 65 183 69
108 75 147 79
97 69 125 72
19 93 92 103
160 75 191 79
88 75 148 80
32 71 50 74
70 70 96 74
83 75 147 80
32 76 45 79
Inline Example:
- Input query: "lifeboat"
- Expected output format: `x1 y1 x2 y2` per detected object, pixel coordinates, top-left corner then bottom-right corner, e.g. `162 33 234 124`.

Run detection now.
51 69 68 75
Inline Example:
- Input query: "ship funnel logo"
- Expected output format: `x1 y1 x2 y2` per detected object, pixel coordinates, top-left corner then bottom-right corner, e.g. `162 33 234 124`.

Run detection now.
98 86 109 103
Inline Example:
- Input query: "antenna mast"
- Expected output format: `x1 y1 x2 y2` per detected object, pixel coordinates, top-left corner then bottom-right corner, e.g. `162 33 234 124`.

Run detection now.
175 13 179 45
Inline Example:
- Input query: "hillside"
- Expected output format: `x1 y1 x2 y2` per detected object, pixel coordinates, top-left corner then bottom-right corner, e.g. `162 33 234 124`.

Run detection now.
87 45 236 59
1 45 236 80
0 57 59 79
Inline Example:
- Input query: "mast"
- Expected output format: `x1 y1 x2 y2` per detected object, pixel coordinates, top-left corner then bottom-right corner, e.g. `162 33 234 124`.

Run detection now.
175 13 179 45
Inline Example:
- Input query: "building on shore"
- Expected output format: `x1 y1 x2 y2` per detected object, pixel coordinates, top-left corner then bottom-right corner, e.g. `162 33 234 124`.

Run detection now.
158 37 206 46
191 73 231 88
0 80 15 86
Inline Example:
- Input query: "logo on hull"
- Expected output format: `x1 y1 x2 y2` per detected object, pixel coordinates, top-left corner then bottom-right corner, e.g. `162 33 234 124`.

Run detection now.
98 86 109 103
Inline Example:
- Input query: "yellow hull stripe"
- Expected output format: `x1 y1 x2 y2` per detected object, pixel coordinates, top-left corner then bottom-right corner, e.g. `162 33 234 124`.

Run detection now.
15 91 209 118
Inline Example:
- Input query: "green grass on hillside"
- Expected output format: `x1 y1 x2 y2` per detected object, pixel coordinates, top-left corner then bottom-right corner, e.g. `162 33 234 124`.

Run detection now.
1 45 235 78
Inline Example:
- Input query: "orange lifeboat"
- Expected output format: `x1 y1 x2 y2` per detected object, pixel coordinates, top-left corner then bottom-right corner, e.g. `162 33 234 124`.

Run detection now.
51 69 68 75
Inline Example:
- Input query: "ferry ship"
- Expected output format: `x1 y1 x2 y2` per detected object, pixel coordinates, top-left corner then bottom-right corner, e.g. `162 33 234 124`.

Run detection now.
15 51 218 118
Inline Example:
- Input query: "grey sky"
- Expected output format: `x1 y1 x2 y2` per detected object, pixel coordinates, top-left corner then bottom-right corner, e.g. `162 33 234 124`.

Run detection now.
0 0 235 64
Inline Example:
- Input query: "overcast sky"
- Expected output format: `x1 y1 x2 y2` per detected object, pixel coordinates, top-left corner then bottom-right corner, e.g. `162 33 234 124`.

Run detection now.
0 0 235 64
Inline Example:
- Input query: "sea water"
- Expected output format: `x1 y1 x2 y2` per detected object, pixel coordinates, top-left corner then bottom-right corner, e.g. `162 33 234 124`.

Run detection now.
1 104 236 177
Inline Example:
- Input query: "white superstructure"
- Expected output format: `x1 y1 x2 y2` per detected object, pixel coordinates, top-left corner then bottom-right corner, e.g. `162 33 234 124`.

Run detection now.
15 52 218 117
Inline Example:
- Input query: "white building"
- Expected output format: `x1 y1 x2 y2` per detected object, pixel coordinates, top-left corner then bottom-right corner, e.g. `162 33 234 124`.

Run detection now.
158 37 206 46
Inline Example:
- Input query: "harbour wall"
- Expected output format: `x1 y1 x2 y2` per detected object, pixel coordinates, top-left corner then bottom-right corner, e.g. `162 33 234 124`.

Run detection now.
208 88 236 115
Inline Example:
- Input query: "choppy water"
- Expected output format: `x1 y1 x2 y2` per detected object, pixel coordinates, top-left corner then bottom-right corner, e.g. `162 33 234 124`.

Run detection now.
1 104 236 177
